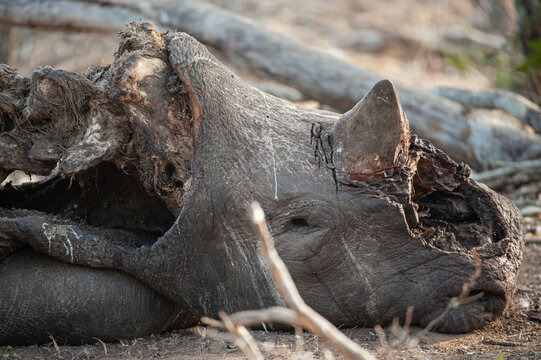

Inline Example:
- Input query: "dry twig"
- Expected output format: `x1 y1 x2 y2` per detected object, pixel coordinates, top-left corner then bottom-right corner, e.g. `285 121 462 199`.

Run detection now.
49 335 60 353
373 306 414 359
92 337 108 356
373 325 388 350
481 339 519 347
472 158 541 190
396 306 413 347
218 311 263 360
202 202 377 360
525 237 541 244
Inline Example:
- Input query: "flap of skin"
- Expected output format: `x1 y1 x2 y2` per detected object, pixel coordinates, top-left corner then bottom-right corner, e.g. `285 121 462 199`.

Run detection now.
330 80 410 179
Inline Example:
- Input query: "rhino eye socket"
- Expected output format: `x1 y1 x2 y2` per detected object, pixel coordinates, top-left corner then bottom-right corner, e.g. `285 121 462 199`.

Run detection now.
291 218 309 227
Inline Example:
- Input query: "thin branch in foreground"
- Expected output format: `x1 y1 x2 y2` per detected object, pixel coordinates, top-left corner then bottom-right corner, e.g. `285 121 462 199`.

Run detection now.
396 306 413 347
202 202 377 360
373 325 388 350
218 311 263 360
202 307 300 329
295 325 304 352
373 306 414 359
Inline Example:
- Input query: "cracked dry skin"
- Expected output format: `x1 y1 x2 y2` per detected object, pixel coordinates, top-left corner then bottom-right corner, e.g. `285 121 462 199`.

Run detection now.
0 22 525 345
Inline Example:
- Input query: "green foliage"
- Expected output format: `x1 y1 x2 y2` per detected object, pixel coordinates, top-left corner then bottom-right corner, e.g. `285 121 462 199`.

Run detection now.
495 354 506 360
444 53 470 72
442 40 527 93
517 39 541 72
0 347 19 358
489 52 527 91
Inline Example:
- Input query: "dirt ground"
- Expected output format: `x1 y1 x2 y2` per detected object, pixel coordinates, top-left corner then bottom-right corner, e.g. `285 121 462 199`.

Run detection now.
0 0 540 359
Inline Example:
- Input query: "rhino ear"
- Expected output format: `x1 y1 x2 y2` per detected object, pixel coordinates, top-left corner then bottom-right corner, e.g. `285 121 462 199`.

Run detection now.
330 79 410 177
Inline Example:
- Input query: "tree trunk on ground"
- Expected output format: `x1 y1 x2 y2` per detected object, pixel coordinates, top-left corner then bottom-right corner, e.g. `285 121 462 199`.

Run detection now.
1 0 541 170
0 22 524 345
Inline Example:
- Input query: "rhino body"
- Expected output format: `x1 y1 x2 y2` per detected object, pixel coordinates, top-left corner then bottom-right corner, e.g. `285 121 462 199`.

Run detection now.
0 23 524 345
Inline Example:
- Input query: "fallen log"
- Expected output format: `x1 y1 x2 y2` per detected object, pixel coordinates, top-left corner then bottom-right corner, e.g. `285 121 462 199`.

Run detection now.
0 0 138 33
434 87 541 132
1 0 541 170
472 158 541 190
0 23 525 345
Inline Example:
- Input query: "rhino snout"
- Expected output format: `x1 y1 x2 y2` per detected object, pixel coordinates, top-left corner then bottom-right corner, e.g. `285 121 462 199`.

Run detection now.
421 288 507 333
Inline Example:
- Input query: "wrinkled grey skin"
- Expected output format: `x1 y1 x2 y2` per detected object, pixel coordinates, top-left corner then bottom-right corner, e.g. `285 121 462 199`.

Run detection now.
162 33 523 333
0 23 524 345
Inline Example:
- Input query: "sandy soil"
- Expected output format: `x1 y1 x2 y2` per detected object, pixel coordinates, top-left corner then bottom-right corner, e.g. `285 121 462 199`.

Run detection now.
1 0 539 359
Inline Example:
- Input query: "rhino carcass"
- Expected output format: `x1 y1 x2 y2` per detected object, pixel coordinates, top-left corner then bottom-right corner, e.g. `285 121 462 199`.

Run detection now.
0 23 524 344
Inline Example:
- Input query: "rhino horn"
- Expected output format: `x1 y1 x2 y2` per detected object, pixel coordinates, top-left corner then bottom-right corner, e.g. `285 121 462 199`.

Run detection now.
330 79 410 178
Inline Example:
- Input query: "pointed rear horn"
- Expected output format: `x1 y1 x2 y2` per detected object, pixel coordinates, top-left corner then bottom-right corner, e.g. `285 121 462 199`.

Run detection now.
329 79 410 179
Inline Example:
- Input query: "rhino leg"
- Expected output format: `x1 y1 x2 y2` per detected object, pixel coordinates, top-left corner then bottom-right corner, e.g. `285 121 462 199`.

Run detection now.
0 248 180 345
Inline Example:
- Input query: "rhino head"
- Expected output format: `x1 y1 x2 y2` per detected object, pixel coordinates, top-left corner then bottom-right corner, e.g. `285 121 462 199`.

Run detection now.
0 24 524 345
161 33 523 333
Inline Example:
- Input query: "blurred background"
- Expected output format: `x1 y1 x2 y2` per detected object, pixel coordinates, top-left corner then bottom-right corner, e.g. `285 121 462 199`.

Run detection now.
1 0 539 106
